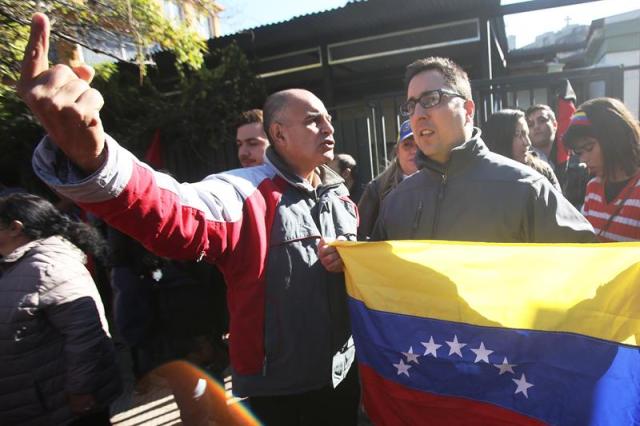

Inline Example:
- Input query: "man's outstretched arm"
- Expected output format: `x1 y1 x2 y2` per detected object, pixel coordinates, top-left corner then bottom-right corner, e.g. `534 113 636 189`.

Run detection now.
18 13 248 264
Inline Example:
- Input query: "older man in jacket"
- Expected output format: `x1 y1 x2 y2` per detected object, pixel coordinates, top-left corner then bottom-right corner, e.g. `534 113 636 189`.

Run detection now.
18 14 359 426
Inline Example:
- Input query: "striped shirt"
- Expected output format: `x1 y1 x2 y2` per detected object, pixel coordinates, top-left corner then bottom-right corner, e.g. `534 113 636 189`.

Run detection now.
582 174 640 242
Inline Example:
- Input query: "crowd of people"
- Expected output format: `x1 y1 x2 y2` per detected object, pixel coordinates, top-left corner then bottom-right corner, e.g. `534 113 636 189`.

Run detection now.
1 12 640 426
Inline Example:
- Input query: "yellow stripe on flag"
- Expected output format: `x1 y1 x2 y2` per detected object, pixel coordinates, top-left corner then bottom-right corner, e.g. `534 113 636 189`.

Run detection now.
334 240 640 347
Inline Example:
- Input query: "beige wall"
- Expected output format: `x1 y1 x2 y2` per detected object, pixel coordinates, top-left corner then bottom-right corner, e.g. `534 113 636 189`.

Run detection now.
163 0 223 38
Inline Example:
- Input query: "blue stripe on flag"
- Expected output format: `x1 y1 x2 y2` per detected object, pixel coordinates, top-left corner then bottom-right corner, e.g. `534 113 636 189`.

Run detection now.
348 297 640 426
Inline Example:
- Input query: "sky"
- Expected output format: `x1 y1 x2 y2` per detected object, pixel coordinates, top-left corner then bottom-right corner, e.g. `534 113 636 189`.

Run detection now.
218 0 640 49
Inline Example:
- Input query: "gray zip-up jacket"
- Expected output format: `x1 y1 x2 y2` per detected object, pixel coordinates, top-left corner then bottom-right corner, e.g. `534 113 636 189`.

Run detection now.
0 236 121 425
373 131 596 243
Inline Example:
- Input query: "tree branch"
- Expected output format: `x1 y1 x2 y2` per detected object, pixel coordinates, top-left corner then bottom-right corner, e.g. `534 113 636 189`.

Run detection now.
0 7 134 63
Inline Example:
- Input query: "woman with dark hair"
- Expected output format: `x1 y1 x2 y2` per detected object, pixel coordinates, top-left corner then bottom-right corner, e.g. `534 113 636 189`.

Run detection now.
0 193 121 425
564 97 640 242
483 109 561 191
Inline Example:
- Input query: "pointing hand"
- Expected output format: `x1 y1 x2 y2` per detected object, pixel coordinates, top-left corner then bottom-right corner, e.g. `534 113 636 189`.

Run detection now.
17 13 107 174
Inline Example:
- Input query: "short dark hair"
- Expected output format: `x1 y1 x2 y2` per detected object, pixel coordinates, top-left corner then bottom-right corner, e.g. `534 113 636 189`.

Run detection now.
405 57 472 100
236 109 263 128
525 104 556 122
564 97 640 181
482 109 524 159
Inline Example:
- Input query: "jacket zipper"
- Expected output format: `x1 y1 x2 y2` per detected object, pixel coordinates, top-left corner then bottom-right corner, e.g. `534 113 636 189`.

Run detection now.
260 175 342 378
430 172 448 238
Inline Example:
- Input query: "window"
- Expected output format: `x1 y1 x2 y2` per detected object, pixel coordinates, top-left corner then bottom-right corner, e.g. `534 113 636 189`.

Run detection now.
163 0 182 25
197 13 212 39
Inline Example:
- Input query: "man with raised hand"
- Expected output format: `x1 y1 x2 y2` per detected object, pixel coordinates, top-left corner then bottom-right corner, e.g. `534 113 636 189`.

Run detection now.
19 14 359 426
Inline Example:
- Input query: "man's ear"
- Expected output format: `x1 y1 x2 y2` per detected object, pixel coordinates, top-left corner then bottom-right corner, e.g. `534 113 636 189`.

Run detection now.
463 99 475 124
269 122 286 148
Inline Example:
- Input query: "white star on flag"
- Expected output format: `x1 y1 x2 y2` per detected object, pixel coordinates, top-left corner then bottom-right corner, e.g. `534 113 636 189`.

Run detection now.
445 335 466 357
421 336 441 358
493 357 516 375
402 346 420 364
513 373 534 398
470 342 493 363
393 359 412 377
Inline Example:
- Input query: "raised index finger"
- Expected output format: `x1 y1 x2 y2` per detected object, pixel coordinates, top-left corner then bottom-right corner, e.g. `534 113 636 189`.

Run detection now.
19 13 50 83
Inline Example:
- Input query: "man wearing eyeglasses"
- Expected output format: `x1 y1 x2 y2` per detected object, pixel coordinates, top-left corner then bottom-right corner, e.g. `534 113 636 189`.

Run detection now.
318 57 594 266
20 14 359 426
320 57 595 262
366 57 595 243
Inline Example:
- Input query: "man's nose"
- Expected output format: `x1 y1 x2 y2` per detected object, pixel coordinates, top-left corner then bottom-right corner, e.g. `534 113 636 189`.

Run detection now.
321 117 334 135
413 102 430 118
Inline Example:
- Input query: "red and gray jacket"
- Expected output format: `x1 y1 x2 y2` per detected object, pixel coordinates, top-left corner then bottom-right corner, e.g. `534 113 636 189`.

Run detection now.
33 136 358 397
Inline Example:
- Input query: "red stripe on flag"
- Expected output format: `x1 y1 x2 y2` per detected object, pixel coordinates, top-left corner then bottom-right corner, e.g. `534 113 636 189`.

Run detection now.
359 364 546 426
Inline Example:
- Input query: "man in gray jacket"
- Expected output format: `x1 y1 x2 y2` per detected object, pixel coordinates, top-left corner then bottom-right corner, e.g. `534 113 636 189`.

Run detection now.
371 57 595 243
319 57 595 274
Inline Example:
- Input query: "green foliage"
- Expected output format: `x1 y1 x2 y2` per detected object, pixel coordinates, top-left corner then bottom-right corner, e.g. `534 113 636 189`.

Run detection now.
0 0 216 84
0 13 29 85
0 41 265 190
0 84 47 192
94 42 266 181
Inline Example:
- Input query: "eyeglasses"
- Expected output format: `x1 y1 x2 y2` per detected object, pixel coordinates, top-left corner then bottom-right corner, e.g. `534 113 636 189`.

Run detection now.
400 89 466 117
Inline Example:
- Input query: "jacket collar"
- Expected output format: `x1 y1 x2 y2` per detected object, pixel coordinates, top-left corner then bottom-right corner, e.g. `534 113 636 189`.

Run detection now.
415 127 488 176
0 236 83 266
1 238 41 265
265 146 344 192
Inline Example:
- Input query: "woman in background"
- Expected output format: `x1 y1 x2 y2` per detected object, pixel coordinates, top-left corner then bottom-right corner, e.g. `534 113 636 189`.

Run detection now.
483 109 562 192
0 193 121 425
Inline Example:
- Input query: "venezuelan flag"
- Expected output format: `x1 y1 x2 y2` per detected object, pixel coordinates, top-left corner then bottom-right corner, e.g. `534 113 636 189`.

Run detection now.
334 240 640 426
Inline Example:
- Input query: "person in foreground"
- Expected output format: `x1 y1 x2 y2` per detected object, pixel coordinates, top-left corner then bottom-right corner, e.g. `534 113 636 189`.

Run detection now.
564 97 640 242
18 14 358 426
0 193 121 425
369 57 595 243
320 57 595 278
